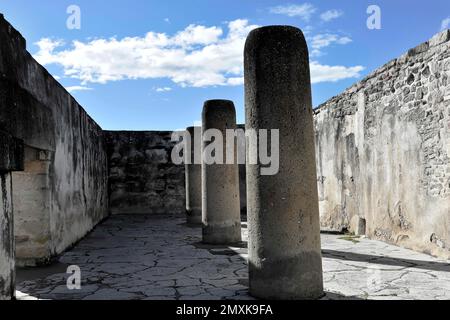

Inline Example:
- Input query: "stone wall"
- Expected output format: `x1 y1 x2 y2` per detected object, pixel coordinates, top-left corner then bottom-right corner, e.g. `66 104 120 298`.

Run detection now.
0 130 23 299
314 30 450 259
0 14 109 266
104 130 248 217
0 172 14 300
104 131 185 215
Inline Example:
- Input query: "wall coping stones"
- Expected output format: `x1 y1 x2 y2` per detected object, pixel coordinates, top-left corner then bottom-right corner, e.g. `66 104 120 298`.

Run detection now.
314 29 450 114
429 29 450 47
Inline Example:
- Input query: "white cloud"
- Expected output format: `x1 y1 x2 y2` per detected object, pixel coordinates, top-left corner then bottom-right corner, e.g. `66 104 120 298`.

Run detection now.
310 61 364 83
173 24 223 47
311 34 352 49
34 19 363 88
225 77 244 86
34 19 256 88
65 85 93 93
269 3 316 20
155 87 172 92
441 17 450 30
34 38 65 63
309 33 352 57
320 9 343 22
164 18 170 23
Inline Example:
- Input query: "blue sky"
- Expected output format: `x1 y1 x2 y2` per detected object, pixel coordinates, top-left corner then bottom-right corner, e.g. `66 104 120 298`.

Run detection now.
1 0 449 130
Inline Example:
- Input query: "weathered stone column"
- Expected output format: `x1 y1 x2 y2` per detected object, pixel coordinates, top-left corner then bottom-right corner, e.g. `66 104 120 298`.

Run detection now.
185 126 202 224
0 131 23 300
202 100 241 244
244 26 324 299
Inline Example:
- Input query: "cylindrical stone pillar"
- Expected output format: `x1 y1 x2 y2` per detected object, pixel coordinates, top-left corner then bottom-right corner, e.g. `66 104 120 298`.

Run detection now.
202 100 241 244
185 126 202 225
244 26 324 299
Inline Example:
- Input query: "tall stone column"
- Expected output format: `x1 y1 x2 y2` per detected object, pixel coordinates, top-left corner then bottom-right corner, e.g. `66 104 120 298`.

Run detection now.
0 131 23 300
202 100 241 244
185 126 202 224
244 26 324 299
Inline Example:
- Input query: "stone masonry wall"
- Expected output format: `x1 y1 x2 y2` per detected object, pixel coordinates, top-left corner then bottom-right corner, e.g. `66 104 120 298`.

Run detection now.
0 172 14 299
0 130 23 299
104 131 185 215
104 129 248 217
0 14 109 265
314 30 450 259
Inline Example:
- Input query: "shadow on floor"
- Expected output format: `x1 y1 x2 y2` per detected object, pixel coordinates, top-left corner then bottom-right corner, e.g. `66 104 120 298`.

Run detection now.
323 249 450 273
16 261 70 283
322 291 365 300
178 222 202 228
192 241 248 257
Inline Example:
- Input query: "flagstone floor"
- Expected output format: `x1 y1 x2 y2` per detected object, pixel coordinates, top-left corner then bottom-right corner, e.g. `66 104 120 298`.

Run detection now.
16 214 450 300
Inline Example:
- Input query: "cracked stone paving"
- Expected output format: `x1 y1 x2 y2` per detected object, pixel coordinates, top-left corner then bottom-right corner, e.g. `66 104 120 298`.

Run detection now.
15 214 450 300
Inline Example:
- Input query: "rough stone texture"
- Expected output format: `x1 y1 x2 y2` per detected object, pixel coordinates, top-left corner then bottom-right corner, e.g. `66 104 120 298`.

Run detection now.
185 127 202 224
0 130 24 172
0 131 23 300
202 100 241 244
15 214 450 300
104 129 248 217
0 172 14 300
314 29 450 259
13 146 53 265
16 215 251 301
104 131 185 215
245 26 323 299
0 14 109 266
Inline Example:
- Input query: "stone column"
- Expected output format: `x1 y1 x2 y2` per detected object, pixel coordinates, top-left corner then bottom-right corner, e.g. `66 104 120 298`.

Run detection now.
202 100 241 244
185 126 202 224
244 26 324 299
0 131 23 300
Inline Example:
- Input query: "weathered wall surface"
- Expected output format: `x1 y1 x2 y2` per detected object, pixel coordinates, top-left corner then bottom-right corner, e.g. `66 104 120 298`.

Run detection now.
314 30 450 258
104 130 248 216
104 131 185 215
0 172 14 300
13 146 53 263
0 130 23 300
0 14 109 265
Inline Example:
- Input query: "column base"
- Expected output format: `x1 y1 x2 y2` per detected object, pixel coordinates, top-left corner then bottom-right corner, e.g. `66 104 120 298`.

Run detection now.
202 223 242 245
186 208 202 225
249 253 324 300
